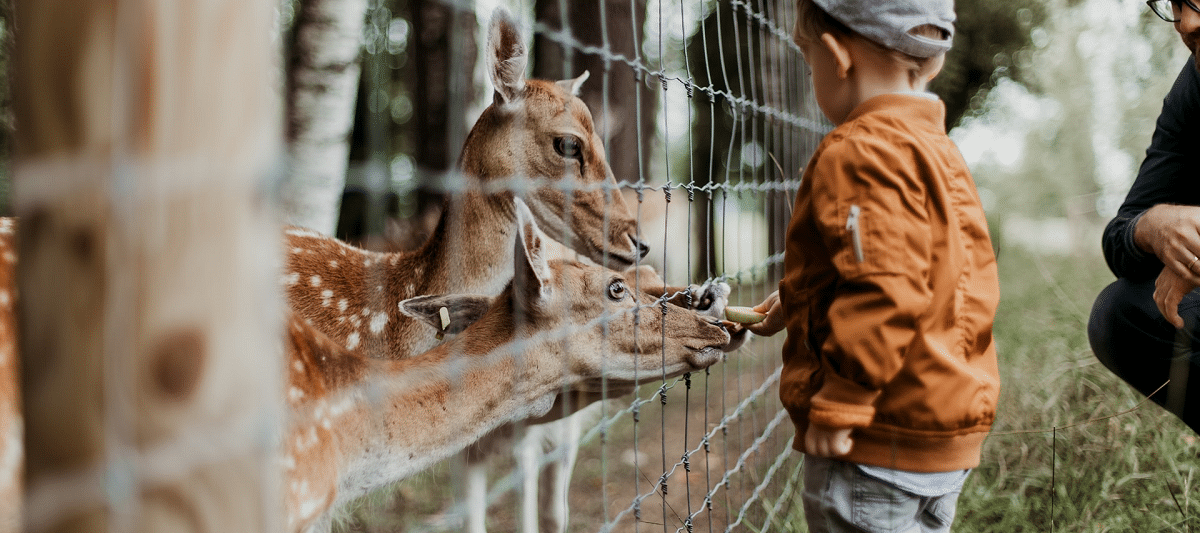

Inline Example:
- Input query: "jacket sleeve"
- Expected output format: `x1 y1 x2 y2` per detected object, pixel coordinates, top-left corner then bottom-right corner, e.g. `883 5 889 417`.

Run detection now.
1102 56 1200 281
806 135 934 429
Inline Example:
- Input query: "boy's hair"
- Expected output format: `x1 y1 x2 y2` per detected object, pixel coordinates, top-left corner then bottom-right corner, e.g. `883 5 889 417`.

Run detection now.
793 0 948 82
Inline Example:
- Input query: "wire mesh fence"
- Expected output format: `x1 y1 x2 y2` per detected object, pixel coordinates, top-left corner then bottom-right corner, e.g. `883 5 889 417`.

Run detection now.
11 0 1200 532
332 0 827 531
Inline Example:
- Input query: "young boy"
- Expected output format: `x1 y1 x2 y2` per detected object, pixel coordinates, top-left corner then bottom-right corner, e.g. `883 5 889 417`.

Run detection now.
744 0 1000 531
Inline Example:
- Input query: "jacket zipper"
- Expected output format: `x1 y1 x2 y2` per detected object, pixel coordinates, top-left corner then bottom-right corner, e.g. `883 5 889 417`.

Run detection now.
846 204 864 263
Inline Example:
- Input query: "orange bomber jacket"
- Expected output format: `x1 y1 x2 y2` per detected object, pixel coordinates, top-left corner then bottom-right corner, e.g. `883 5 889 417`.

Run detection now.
778 93 1001 473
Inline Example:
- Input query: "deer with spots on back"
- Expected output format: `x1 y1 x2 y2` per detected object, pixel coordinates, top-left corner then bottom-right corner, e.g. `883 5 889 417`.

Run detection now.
280 8 738 533
0 205 733 533
281 199 734 532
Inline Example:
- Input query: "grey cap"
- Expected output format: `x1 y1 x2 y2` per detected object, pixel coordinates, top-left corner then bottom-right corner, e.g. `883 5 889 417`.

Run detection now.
812 0 955 58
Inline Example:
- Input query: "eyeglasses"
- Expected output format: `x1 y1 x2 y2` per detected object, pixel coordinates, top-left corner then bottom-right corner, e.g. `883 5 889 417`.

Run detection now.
1148 0 1200 22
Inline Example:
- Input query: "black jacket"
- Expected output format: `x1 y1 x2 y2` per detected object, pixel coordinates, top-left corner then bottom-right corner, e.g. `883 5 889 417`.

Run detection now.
1102 56 1200 281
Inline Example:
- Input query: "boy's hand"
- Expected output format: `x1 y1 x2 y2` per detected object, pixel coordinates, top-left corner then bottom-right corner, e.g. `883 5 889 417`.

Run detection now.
805 424 853 457
744 291 786 336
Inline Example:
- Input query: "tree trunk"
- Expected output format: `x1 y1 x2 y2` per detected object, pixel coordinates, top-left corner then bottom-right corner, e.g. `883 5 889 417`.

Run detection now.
13 0 284 531
285 0 369 234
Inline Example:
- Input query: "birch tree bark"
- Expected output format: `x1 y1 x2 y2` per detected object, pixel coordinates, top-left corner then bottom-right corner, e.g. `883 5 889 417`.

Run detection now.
285 0 369 234
13 0 284 531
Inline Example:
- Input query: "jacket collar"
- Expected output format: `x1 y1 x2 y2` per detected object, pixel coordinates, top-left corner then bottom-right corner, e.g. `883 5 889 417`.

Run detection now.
842 93 947 134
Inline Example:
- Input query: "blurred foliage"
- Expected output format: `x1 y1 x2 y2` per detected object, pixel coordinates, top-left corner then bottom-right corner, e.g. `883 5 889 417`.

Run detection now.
964 0 1189 238
931 0 1047 129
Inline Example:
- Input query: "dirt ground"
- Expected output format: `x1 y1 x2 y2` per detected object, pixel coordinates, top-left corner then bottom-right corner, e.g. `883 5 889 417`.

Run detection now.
336 335 802 533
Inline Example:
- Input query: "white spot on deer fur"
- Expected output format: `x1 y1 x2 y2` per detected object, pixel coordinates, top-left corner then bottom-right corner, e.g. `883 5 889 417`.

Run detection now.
350 316 362 328
282 272 300 286
361 307 371 317
281 454 296 471
289 387 305 402
286 228 322 239
405 283 414 296
329 260 338 268
346 332 360 350
298 495 324 521
291 247 304 254
0 291 10 308
1 252 11 264
293 360 304 373
338 299 348 312
321 290 333 307
310 275 322 287
369 312 388 334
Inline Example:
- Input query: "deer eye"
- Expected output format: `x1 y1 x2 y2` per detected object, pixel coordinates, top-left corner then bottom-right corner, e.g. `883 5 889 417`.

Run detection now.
606 279 627 302
554 136 582 159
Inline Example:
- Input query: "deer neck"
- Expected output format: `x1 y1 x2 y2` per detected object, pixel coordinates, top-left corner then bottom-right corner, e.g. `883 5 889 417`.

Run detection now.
431 191 517 296
317 314 567 506
284 192 519 360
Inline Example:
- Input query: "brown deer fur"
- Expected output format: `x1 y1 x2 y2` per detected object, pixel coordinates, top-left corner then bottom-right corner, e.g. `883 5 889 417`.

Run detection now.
0 204 733 533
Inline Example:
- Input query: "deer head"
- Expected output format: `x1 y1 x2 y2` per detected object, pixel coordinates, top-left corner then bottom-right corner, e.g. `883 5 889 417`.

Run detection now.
400 199 730 388
283 200 729 530
459 8 648 269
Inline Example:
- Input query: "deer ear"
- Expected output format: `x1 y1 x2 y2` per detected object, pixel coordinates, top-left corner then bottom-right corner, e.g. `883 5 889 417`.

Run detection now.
555 70 590 97
398 294 493 335
512 197 553 315
487 8 527 105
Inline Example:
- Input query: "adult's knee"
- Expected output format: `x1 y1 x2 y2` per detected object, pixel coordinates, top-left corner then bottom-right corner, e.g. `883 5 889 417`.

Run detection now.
1088 278 1166 367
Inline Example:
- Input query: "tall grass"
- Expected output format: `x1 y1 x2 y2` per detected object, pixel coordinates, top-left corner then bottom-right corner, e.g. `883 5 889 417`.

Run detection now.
955 246 1200 531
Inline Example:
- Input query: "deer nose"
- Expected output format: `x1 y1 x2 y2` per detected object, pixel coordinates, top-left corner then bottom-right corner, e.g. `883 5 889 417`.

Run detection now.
630 235 650 260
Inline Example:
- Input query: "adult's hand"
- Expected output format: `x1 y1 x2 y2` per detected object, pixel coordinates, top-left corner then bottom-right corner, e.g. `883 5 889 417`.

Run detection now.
1155 266 1199 329
1135 204 1200 285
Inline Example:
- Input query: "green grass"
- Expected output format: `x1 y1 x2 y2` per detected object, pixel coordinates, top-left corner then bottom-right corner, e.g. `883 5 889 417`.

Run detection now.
953 247 1200 532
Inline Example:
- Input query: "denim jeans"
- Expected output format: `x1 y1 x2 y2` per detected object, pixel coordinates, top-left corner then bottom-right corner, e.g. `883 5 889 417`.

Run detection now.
801 455 964 533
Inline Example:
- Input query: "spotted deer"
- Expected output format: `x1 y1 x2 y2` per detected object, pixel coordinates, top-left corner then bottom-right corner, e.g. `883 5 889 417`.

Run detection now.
283 200 733 532
281 9 731 533
0 202 730 533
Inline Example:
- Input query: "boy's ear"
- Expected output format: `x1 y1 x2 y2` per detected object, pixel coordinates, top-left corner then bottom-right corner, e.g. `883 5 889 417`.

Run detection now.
819 32 853 80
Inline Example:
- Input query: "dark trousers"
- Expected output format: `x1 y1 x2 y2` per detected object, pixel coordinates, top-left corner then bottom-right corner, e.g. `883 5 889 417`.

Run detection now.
1088 278 1200 433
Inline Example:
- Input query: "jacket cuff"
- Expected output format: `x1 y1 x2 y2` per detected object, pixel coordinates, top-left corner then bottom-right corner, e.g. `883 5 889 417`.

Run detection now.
808 373 880 428
1122 211 1151 263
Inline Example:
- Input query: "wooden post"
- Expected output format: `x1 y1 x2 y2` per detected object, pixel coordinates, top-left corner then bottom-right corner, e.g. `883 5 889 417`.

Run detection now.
13 1 284 532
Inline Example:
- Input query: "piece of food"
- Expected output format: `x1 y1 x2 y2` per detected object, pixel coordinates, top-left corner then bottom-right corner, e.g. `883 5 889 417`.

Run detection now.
724 306 767 325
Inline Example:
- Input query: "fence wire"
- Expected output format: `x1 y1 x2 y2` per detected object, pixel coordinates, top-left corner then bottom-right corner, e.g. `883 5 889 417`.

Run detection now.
339 0 827 531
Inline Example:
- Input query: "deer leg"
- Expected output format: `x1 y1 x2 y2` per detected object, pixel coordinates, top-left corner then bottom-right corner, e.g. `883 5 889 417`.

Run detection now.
465 455 489 533
516 424 542 533
539 415 581 533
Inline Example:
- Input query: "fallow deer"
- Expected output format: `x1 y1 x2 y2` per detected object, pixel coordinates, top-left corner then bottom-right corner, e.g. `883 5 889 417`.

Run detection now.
281 9 732 532
0 200 731 533
283 200 733 532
